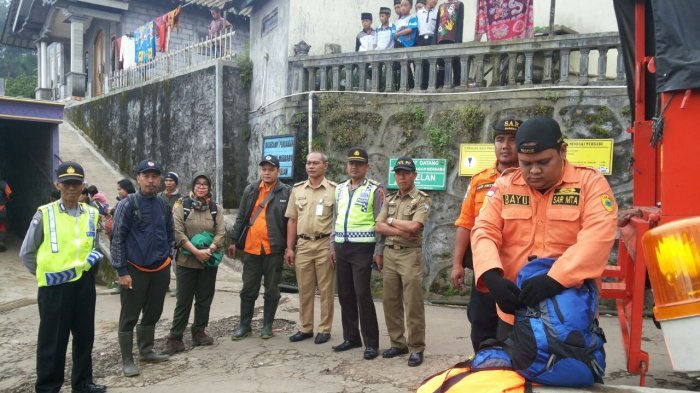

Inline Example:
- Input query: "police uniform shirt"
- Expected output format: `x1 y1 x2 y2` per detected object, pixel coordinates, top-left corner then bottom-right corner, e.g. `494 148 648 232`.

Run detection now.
19 201 98 275
285 178 337 246
377 187 432 248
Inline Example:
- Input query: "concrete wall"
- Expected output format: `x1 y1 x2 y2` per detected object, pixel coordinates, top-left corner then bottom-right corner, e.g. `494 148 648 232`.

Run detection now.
249 0 290 110
247 87 631 299
64 61 250 209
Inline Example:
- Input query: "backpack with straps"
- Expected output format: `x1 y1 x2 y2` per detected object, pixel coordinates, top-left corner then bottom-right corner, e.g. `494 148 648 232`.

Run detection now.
181 197 217 225
506 257 606 388
417 348 533 393
126 193 170 226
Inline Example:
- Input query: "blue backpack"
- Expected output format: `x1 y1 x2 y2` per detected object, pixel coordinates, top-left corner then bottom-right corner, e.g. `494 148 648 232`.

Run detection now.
506 257 606 387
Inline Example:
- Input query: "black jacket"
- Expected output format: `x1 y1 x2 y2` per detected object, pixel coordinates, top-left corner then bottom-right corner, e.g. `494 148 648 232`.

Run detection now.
231 180 291 254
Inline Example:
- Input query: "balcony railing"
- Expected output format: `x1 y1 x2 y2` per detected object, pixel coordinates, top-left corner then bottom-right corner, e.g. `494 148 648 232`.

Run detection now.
108 28 236 91
289 32 624 94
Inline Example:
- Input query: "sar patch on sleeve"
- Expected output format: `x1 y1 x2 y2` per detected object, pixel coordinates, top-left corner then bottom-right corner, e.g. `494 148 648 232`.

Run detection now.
601 195 614 212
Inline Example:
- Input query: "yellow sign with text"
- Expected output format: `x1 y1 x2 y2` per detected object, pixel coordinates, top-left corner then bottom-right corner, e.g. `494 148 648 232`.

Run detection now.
459 139 614 177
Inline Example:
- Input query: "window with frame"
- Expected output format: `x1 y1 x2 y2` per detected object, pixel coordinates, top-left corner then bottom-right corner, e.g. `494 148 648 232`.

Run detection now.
261 8 278 37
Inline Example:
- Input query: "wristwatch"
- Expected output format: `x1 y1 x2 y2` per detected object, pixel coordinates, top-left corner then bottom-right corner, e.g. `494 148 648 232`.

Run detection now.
387 217 394 226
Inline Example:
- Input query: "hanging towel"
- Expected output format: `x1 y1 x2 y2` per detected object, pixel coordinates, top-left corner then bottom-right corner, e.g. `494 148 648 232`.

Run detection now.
475 0 534 42
167 6 182 33
154 16 168 52
134 21 156 64
119 35 136 69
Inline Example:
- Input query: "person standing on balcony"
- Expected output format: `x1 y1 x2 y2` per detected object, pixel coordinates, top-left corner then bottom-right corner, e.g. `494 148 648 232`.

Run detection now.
375 7 395 51
471 118 618 343
393 0 418 48
415 0 438 46
208 6 231 38
450 118 521 352
356 13 376 52
331 148 384 361
393 0 402 21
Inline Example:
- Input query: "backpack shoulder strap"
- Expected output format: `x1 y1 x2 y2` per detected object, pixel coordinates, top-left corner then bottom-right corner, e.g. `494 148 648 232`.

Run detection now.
127 193 141 224
209 201 218 226
182 197 194 221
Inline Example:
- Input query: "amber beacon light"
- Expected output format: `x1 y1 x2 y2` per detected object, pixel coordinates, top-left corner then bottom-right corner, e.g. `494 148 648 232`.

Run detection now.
642 217 700 375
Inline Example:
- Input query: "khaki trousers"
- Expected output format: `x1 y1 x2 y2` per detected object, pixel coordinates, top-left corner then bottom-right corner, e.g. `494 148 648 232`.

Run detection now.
382 247 426 352
295 239 335 333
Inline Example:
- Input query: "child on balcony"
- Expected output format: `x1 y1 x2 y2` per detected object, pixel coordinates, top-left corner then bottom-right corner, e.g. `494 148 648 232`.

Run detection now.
393 0 418 48
375 7 394 50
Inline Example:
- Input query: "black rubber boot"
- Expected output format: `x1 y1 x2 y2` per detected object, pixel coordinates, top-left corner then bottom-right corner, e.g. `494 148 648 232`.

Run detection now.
231 299 254 341
261 299 279 339
136 325 169 363
118 332 140 377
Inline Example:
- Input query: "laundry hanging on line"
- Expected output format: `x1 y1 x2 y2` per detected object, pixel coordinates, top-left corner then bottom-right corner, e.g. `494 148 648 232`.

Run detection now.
475 0 534 42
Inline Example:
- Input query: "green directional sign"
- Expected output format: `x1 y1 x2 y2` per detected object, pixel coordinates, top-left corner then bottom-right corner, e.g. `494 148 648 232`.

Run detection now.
387 158 447 191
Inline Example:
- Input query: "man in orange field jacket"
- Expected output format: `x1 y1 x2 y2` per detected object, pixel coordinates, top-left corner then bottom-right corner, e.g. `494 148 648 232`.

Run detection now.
471 117 618 341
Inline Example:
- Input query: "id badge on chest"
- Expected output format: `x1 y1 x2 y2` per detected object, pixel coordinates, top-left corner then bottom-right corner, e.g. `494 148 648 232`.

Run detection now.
315 199 324 216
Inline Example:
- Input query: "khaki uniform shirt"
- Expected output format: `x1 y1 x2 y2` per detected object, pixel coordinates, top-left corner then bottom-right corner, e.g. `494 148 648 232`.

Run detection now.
285 178 337 251
173 201 226 269
377 187 432 248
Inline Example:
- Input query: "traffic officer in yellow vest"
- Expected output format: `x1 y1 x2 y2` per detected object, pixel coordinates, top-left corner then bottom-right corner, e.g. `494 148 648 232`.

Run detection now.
285 151 337 345
19 161 107 393
330 148 384 360
376 157 432 367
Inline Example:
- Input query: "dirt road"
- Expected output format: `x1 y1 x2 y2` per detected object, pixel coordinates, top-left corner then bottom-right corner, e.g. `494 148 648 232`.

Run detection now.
1 234 698 392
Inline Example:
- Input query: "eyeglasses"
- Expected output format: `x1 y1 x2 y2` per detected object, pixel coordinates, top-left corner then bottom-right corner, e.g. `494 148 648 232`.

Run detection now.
194 183 209 188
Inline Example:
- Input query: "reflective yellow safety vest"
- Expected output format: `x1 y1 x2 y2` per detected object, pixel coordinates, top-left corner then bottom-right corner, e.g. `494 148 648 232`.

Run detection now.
36 201 99 287
334 178 380 244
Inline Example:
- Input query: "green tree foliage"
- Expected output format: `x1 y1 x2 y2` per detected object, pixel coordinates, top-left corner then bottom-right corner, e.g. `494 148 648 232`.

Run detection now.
1 0 37 97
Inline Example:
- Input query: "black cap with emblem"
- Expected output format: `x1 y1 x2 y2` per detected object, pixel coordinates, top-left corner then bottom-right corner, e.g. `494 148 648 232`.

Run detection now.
346 148 369 163
361 12 372 21
259 154 280 168
493 118 522 137
135 159 163 175
393 157 416 172
56 161 85 183
394 0 401 5
380 7 391 15
516 117 565 154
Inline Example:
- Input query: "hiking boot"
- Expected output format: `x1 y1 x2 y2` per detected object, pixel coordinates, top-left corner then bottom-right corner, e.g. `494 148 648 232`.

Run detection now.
118 332 140 377
136 325 169 363
192 329 214 346
231 326 251 341
163 334 185 355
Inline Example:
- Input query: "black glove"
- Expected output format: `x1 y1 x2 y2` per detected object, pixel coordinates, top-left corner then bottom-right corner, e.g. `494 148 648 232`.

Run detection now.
519 275 566 307
482 269 521 314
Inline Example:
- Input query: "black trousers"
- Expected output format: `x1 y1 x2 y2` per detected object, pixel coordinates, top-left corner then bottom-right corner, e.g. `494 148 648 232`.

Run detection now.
119 263 171 332
414 35 436 46
36 269 96 393
335 242 379 348
170 265 218 338
467 273 498 352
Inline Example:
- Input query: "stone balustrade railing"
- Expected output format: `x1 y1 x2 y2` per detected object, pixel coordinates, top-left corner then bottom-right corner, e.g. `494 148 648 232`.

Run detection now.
289 32 624 94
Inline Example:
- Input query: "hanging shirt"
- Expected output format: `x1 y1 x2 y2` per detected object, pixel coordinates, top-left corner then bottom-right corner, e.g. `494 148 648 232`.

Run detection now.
154 16 168 52
134 21 156 64
475 0 534 41
436 1 464 44
392 15 419 47
119 35 136 69
375 24 394 50
417 7 438 36
355 28 376 52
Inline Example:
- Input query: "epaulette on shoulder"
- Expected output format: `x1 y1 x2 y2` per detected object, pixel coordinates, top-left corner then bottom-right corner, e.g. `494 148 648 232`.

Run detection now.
572 164 600 173
418 190 429 197
386 190 399 198
327 179 338 186
293 180 306 187
368 179 381 186
472 166 492 177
